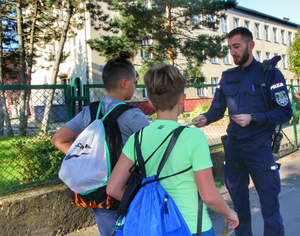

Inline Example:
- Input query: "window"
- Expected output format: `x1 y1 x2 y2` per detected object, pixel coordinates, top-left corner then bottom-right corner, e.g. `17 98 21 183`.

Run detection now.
255 23 260 39
266 52 271 60
210 57 218 64
197 81 206 97
69 36 77 60
211 77 219 95
233 18 239 29
141 39 152 58
223 53 231 64
273 28 278 43
264 26 270 41
256 51 261 62
244 20 250 29
282 54 287 69
193 15 203 29
281 30 286 44
221 16 228 33
297 80 300 92
207 14 215 30
274 53 279 68
288 31 293 44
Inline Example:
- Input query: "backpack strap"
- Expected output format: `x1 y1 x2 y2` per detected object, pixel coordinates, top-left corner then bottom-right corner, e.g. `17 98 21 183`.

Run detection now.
89 101 100 123
156 126 186 177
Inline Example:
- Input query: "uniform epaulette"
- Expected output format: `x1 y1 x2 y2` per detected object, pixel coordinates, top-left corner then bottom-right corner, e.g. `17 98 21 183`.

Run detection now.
223 67 238 73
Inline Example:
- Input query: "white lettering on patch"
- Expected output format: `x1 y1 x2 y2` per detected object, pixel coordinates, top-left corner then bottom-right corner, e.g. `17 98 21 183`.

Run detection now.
270 82 284 90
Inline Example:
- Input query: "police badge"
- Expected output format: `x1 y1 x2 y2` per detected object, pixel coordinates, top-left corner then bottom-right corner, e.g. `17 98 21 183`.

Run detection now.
275 91 288 106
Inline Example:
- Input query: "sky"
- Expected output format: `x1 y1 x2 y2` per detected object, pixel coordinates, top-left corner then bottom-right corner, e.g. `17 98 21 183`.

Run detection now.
236 0 300 25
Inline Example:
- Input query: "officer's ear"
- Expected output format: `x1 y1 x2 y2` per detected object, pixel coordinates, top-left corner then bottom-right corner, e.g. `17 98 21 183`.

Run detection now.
248 40 255 52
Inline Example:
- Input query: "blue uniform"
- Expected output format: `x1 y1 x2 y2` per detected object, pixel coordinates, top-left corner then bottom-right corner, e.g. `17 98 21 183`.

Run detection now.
203 59 292 236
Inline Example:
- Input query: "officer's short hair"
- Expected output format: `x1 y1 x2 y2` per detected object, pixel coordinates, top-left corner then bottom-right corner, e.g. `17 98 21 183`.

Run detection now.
227 27 253 42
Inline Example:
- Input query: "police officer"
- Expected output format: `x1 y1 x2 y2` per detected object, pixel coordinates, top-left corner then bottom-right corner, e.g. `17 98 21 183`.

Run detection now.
193 27 292 236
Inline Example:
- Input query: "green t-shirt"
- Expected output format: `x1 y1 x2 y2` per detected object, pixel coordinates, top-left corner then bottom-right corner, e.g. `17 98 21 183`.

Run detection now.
122 119 213 233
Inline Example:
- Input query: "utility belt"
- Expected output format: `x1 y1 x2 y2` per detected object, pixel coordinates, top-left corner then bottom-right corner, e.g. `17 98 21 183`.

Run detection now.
221 134 282 170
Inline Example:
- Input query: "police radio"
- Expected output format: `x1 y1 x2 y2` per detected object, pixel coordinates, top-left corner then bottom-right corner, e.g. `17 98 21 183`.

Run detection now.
260 56 283 154
272 128 283 154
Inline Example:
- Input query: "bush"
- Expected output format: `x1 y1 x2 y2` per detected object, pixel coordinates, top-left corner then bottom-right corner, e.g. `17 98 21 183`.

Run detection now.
189 102 229 122
11 133 64 183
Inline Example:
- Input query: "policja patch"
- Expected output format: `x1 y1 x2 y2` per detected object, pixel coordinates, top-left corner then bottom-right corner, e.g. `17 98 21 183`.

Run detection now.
275 90 288 106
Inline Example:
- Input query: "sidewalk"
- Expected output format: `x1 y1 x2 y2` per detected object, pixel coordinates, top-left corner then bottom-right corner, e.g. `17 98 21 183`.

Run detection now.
65 150 300 236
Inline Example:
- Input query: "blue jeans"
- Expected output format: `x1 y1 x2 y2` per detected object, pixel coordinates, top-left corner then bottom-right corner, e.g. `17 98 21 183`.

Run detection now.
92 208 117 236
192 227 215 236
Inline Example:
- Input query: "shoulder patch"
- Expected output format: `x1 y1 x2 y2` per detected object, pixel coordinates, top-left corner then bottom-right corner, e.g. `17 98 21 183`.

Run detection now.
275 91 288 107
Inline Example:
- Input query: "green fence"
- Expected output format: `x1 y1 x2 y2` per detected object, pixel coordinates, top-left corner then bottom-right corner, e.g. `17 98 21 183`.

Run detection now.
0 79 299 195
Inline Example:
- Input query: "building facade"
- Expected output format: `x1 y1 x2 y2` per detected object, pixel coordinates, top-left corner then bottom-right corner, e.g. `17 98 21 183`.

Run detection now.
31 5 300 100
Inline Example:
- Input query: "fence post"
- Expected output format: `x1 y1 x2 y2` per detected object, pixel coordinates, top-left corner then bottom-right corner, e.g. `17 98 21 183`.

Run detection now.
290 84 298 148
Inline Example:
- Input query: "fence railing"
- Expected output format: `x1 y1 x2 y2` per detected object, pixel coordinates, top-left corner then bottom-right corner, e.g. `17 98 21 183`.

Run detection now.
0 80 299 195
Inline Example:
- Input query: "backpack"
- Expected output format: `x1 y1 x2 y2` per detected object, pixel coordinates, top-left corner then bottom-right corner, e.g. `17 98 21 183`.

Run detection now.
115 126 203 236
59 101 134 210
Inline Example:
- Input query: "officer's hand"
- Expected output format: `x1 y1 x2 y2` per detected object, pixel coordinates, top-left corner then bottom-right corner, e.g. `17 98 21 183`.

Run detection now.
231 114 251 127
192 115 207 128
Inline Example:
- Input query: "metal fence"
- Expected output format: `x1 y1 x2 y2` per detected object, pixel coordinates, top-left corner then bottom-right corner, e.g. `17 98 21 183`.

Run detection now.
0 78 299 195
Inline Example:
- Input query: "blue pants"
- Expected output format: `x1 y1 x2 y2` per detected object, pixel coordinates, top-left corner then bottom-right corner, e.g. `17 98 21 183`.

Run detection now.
224 138 284 236
92 208 117 236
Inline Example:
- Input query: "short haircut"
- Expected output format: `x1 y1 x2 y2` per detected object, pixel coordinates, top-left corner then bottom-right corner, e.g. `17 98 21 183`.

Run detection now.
144 63 186 111
102 51 135 92
227 27 253 42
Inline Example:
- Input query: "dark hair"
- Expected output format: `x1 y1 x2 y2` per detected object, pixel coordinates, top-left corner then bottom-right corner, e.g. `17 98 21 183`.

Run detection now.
227 27 253 42
102 51 135 92
144 63 186 111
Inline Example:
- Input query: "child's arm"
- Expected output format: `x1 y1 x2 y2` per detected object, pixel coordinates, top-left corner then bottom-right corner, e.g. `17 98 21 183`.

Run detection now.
194 168 239 229
51 125 78 154
106 152 134 201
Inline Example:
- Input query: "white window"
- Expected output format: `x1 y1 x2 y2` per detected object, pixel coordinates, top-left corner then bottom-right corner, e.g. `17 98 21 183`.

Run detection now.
197 82 206 97
274 53 279 68
221 16 228 33
69 36 77 60
266 52 271 59
281 30 286 44
211 77 219 95
141 39 152 58
233 18 239 29
264 26 269 41
288 31 293 44
210 57 218 64
208 14 215 30
297 80 300 92
223 53 231 64
193 15 203 29
282 54 287 69
244 20 250 29
255 23 260 39
256 51 261 62
273 28 278 43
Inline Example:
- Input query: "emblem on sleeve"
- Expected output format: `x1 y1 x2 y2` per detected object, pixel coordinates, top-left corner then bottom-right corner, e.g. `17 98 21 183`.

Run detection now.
275 91 288 106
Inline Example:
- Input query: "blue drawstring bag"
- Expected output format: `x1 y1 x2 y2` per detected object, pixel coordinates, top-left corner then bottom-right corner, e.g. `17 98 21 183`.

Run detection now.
115 126 193 236
121 175 192 236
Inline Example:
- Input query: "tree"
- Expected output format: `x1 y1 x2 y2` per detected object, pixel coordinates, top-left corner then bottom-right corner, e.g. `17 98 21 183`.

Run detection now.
288 29 300 77
0 0 17 137
88 0 236 82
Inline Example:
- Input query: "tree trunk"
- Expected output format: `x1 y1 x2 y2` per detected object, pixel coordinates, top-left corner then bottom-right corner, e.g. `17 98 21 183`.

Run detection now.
40 3 74 133
0 11 14 137
17 0 28 136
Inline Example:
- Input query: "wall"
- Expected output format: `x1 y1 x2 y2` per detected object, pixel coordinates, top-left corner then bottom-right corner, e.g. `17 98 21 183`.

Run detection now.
0 148 225 236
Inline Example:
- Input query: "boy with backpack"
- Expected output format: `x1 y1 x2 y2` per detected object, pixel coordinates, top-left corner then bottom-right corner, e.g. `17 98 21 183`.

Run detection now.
51 51 149 236
107 63 239 235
